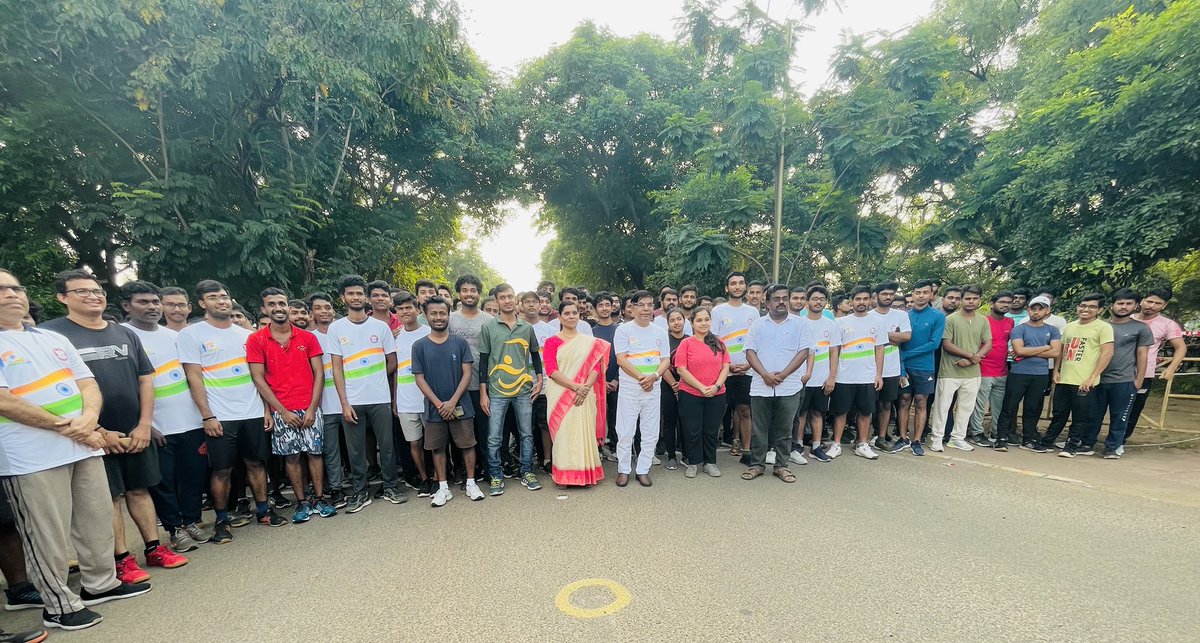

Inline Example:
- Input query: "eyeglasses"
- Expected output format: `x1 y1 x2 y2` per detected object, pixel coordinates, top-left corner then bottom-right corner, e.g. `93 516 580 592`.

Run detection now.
203 295 232 302
67 288 106 299
0 285 27 294
162 302 189 309
1076 304 1099 310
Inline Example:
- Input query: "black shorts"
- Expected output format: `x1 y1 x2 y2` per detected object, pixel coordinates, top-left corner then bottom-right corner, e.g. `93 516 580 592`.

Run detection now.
104 443 163 498
0 491 12 526
800 387 830 413
832 383 877 416
205 417 270 471
878 376 901 403
727 375 752 407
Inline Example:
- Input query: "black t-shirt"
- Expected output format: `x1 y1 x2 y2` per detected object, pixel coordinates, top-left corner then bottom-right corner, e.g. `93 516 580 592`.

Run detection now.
592 322 619 382
40 318 152 432
410 334 474 423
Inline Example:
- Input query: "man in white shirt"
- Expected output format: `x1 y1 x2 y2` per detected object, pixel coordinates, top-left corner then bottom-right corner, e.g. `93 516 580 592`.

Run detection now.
744 285 811 482
307 292 348 508
613 291 671 488
392 293 434 497
870 282 912 450
712 272 761 460
829 286 888 460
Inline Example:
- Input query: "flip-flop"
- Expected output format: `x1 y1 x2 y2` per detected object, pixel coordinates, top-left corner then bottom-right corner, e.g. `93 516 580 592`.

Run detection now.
774 468 796 483
740 467 763 480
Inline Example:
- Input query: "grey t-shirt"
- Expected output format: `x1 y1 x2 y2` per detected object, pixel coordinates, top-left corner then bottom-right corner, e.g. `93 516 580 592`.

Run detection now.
1101 320 1154 384
448 310 493 391
40 318 153 432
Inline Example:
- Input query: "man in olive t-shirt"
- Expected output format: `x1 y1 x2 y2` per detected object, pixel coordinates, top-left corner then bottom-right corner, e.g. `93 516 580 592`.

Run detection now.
928 285 992 452
1041 293 1114 457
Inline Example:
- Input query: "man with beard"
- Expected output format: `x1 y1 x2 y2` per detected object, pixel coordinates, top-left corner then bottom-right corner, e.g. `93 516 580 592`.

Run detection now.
868 282 911 451
287 299 311 329
928 285 992 453
994 296 1061 451
712 272 760 460
679 284 699 320
829 286 887 459
653 288 691 335
788 287 807 317
590 292 621 461
747 281 766 315
967 292 1014 447
159 287 192 332
1006 287 1031 327
1086 290 1153 458
1127 288 1187 441
307 292 347 507
449 275 492 478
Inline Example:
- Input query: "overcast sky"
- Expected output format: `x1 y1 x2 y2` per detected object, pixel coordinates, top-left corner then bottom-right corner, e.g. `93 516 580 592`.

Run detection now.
457 0 934 290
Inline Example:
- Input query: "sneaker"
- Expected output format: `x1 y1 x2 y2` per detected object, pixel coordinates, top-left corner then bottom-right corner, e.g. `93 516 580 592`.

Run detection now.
489 478 505 496
788 450 808 466
430 487 452 507
42 608 103 631
346 492 372 514
600 445 617 462
79 582 151 607
702 463 721 478
329 489 348 509
1020 442 1048 453
521 472 542 491
184 522 213 545
228 511 251 528
292 501 313 524
928 440 944 452
403 476 421 491
684 464 698 478
854 443 879 460
886 437 911 454
1115 445 1125 456
947 438 975 451
417 479 433 498
993 442 1008 452
4 583 43 612
1054 440 1066 450
257 510 288 527
234 497 252 516
168 527 200 554
1103 449 1121 459
145 545 187 569
502 463 517 479
1058 446 1077 458
115 555 150 584
465 482 485 501
314 498 337 517
665 458 679 470
1076 446 1096 456
210 521 233 544
652 455 662 466
541 460 553 475
809 445 831 463
910 440 925 456
966 435 992 448
382 488 408 504
870 436 889 452
765 450 777 466
270 489 293 509
826 443 842 459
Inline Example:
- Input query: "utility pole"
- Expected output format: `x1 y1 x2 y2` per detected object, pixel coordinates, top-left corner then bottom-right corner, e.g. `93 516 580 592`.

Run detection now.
771 23 794 284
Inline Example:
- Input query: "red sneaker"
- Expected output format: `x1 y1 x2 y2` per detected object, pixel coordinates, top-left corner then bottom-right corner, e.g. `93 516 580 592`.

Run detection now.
115 555 151 584
145 544 188 569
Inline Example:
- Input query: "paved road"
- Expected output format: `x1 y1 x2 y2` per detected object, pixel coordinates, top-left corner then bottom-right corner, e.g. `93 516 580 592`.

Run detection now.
3 448 1198 641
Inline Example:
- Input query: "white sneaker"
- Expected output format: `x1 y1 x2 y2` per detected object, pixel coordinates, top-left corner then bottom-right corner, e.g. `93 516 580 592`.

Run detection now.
765 450 777 465
465 482 485 501
600 446 618 462
1054 441 1066 450
929 440 945 452
652 456 662 466
826 442 842 459
788 450 808 466
947 438 975 451
854 443 879 460
1115 445 1125 456
430 487 452 507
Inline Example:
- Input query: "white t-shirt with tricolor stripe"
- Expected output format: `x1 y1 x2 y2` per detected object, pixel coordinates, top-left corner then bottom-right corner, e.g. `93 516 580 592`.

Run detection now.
805 316 842 387
613 321 670 396
312 328 342 416
394 324 431 413
123 324 204 434
711 303 762 366
0 326 103 476
328 316 396 406
835 313 888 384
871 308 912 378
178 321 262 421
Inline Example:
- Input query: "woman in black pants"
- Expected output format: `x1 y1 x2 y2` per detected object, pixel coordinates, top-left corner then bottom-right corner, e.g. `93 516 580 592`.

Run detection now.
659 308 688 469
673 308 730 478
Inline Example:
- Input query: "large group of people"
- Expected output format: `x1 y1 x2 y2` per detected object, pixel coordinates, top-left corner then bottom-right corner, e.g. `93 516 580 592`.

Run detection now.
0 265 1189 639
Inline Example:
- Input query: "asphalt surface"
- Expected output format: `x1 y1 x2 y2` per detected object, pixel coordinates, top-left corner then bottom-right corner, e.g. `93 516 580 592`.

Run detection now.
2 447 1198 642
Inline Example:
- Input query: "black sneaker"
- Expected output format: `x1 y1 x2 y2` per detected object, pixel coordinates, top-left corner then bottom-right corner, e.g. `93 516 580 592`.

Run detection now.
993 441 1008 452
257 510 288 527
346 491 372 514
966 435 993 448
329 489 348 509
417 479 433 498
42 607 102 631
234 497 252 515
210 520 233 544
4 582 43 611
1058 446 1077 458
1020 442 1048 453
269 490 293 509
79 582 151 607
1076 446 1096 456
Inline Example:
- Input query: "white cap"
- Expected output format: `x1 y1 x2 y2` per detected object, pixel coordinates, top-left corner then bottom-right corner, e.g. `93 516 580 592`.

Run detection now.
1029 295 1052 308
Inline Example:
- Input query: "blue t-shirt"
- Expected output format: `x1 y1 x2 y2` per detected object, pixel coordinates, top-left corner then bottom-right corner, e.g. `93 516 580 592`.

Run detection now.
1009 323 1061 375
411 335 475 423
901 306 945 373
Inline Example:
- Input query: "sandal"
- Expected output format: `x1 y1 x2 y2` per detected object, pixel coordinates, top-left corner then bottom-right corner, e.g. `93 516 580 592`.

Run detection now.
729 438 742 457
774 468 796 483
740 467 763 480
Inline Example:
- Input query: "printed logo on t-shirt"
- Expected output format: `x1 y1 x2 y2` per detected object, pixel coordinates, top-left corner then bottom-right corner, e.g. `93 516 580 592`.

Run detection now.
1 350 29 367
1065 337 1089 363
53 348 69 362
369 335 379 344
338 336 352 346
201 341 218 354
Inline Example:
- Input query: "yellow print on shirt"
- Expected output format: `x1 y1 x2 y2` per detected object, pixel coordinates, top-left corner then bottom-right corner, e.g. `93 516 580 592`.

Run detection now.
490 355 533 395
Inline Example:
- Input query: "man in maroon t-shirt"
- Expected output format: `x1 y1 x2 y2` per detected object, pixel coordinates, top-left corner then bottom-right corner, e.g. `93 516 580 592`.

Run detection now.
968 291 1014 446
247 287 335 522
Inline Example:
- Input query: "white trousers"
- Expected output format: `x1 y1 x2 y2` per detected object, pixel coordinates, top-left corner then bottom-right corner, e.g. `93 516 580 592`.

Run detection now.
929 376 982 442
616 391 661 475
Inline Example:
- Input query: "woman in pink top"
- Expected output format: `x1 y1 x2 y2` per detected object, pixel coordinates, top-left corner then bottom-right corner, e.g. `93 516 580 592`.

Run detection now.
673 308 731 478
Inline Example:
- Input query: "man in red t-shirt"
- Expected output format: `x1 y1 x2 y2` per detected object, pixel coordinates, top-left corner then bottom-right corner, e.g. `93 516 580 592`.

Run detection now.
968 291 1015 445
247 288 335 522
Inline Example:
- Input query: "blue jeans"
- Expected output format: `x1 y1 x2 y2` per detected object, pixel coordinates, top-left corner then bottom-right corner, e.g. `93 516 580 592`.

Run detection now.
1086 381 1138 452
488 393 533 479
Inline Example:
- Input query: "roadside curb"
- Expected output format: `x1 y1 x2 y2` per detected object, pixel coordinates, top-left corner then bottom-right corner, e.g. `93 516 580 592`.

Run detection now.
923 453 1094 488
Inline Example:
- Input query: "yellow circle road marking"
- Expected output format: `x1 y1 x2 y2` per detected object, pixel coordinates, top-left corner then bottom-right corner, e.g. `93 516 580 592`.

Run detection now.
555 578 632 619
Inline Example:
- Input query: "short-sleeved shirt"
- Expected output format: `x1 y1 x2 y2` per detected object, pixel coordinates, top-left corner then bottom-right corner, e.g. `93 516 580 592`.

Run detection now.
673 335 730 397
479 317 539 398
42 318 153 433
245 325 323 410
449 310 493 391
312 328 342 416
1135 314 1184 379
394 324 432 414
327 316 396 406
1101 320 1154 384
805 316 841 387
981 315 1015 378
871 309 912 378
122 324 204 434
530 319 555 349
711 303 761 366
1060 320 1115 386
411 335 474 423
836 314 887 384
1009 323 1061 375
745 315 812 397
177 322 261 421
0 326 103 476
939 312 993 378
614 321 670 396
